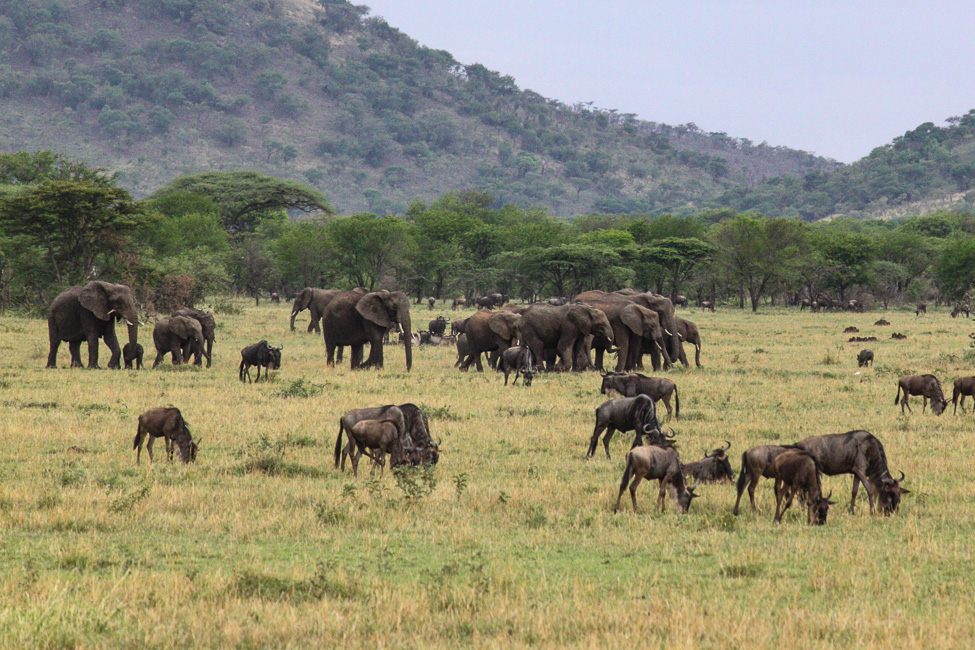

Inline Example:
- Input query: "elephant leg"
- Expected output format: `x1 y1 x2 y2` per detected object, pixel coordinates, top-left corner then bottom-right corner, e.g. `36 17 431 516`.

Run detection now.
350 345 364 368
614 338 630 373
103 325 122 369
336 346 344 363
47 329 62 369
325 342 336 366
170 345 181 365
678 346 689 368
206 339 213 368
152 351 165 369
593 346 605 372
86 335 101 369
68 341 84 368
555 335 574 371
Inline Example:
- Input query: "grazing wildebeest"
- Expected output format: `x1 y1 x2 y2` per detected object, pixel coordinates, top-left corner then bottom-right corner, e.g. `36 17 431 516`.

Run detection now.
796 430 909 515
348 419 405 477
701 300 715 312
123 342 143 369
614 445 697 514
953 377 975 414
334 405 406 473
499 345 536 386
891 332 907 340
733 444 796 515
915 302 926 316
952 304 970 318
682 441 734 484
420 333 455 346
397 403 439 466
844 326 859 334
857 349 874 368
428 315 448 336
599 372 680 420
895 374 947 415
239 340 282 382
874 318 890 326
133 407 200 464
770 450 835 525
586 394 663 459
451 297 467 310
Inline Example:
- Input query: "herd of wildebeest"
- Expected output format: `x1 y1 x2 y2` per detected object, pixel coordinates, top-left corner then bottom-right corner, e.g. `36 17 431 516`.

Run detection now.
42 281 975 525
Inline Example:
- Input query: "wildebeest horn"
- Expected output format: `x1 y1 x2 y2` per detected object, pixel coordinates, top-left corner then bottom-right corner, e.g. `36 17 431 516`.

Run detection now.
722 440 731 451
668 428 679 437
826 490 833 500
642 423 658 434
897 470 905 482
195 437 202 446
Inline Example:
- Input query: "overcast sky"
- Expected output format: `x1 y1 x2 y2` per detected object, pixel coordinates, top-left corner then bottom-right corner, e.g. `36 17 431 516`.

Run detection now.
361 0 975 163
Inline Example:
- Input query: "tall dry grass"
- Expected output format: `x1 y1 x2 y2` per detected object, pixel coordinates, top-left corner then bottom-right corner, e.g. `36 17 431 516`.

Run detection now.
1 301 974 648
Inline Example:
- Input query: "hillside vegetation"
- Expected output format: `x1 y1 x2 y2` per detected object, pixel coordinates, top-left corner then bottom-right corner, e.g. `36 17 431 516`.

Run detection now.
0 0 838 215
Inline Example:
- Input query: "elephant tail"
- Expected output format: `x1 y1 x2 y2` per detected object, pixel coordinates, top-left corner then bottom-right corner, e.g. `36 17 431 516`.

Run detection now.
333 421 344 468
674 386 680 420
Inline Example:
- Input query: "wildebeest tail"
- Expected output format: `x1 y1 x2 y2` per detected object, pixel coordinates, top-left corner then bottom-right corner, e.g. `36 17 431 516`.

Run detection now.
618 452 634 495
735 452 749 496
894 382 901 404
674 386 680 419
133 423 142 450
333 421 344 468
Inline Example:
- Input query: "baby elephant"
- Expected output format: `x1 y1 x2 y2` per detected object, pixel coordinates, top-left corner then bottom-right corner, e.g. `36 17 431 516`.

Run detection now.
857 349 874 368
348 419 404 477
133 406 200 464
123 342 144 369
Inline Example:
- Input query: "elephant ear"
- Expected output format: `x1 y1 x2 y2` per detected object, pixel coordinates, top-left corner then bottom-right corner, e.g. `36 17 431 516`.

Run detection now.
620 304 645 336
566 305 593 336
170 316 191 339
78 281 112 321
489 313 520 339
356 292 392 328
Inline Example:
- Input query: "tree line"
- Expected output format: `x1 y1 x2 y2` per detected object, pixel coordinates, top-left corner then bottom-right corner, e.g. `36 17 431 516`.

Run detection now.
2 151 975 314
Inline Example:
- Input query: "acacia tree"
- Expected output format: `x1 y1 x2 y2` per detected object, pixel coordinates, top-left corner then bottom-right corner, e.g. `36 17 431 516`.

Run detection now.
327 213 412 289
711 215 807 311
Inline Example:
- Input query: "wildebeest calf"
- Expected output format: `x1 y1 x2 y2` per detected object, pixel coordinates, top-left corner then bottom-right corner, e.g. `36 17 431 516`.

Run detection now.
895 374 947 415
857 349 874 368
770 450 835 525
348 419 405 477
954 377 975 414
600 372 680 420
733 444 796 515
587 394 663 459
499 345 536 386
615 445 697 514
428 315 448 336
123 342 144 369
682 441 734 483
239 340 282 382
133 407 200 464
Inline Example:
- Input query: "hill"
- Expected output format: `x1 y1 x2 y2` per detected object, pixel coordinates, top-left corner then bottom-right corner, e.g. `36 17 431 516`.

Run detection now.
0 0 839 215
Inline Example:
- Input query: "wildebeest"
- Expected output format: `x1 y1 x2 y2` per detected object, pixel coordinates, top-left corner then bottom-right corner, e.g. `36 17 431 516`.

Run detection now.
700 300 715 312
271 292 280 303
123 342 144 369
451 297 467 310
915 302 927 316
770 450 835 525
133 407 200 464
682 441 734 483
239 340 282 382
796 430 909 515
546 296 568 306
427 296 436 310
586 394 663 459
857 349 874 368
951 304 970 318
614 445 697 514
499 345 536 386
844 326 859 334
428 315 448 336
874 318 890 326
895 374 947 415
335 404 439 472
348 419 405 477
334 405 406 472
953 376 975 414
599 372 680 420
733 444 796 515
891 332 907 340
419 333 455 346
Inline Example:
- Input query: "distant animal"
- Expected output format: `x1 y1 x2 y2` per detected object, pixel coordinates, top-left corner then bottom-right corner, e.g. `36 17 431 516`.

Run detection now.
419 332 455 346
348 419 405 477
857 349 874 368
427 297 436 310
701 300 715 312
123 342 144 369
895 375 947 415
953 376 975 414
271 292 280 303
614 445 697 514
428 316 448 336
672 294 688 307
770 450 835 525
451 297 467 310
681 441 734 483
499 345 536 386
849 336 878 342
334 405 406 473
546 296 568 306
891 332 907 340
800 298 812 311
454 333 472 368
846 299 864 313
133 407 199 464
915 302 927 316
843 326 859 334
733 444 796 515
951 304 970 318
586 394 663 459
796 430 909 515
451 317 468 336
239 340 282 383
874 318 890 326
599 372 680 420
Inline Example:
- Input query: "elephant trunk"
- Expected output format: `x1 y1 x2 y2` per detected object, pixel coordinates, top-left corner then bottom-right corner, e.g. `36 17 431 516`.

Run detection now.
289 308 299 331
401 314 413 371
127 322 139 349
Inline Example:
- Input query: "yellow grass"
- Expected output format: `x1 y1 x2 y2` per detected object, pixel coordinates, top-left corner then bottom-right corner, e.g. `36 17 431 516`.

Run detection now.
1 301 974 649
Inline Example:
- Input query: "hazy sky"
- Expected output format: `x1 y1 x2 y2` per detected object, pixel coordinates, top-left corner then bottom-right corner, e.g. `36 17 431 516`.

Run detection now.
361 0 975 163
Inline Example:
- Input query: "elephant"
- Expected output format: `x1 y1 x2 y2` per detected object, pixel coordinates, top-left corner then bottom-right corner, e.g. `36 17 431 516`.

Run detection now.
672 294 688 307
576 290 680 365
575 293 672 372
459 309 522 371
172 308 215 367
519 303 614 372
123 343 144 369
47 281 140 369
475 293 508 309
674 316 702 368
322 290 413 371
290 287 348 333
152 315 205 368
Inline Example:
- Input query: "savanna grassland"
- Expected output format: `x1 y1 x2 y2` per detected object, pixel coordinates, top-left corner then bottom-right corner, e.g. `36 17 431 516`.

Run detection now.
2 300 975 649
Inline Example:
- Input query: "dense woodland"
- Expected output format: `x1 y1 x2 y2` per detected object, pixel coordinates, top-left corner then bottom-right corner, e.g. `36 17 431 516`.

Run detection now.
4 151 975 315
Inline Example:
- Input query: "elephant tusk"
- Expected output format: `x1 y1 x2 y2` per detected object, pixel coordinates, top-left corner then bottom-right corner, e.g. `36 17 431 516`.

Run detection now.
664 329 673 337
